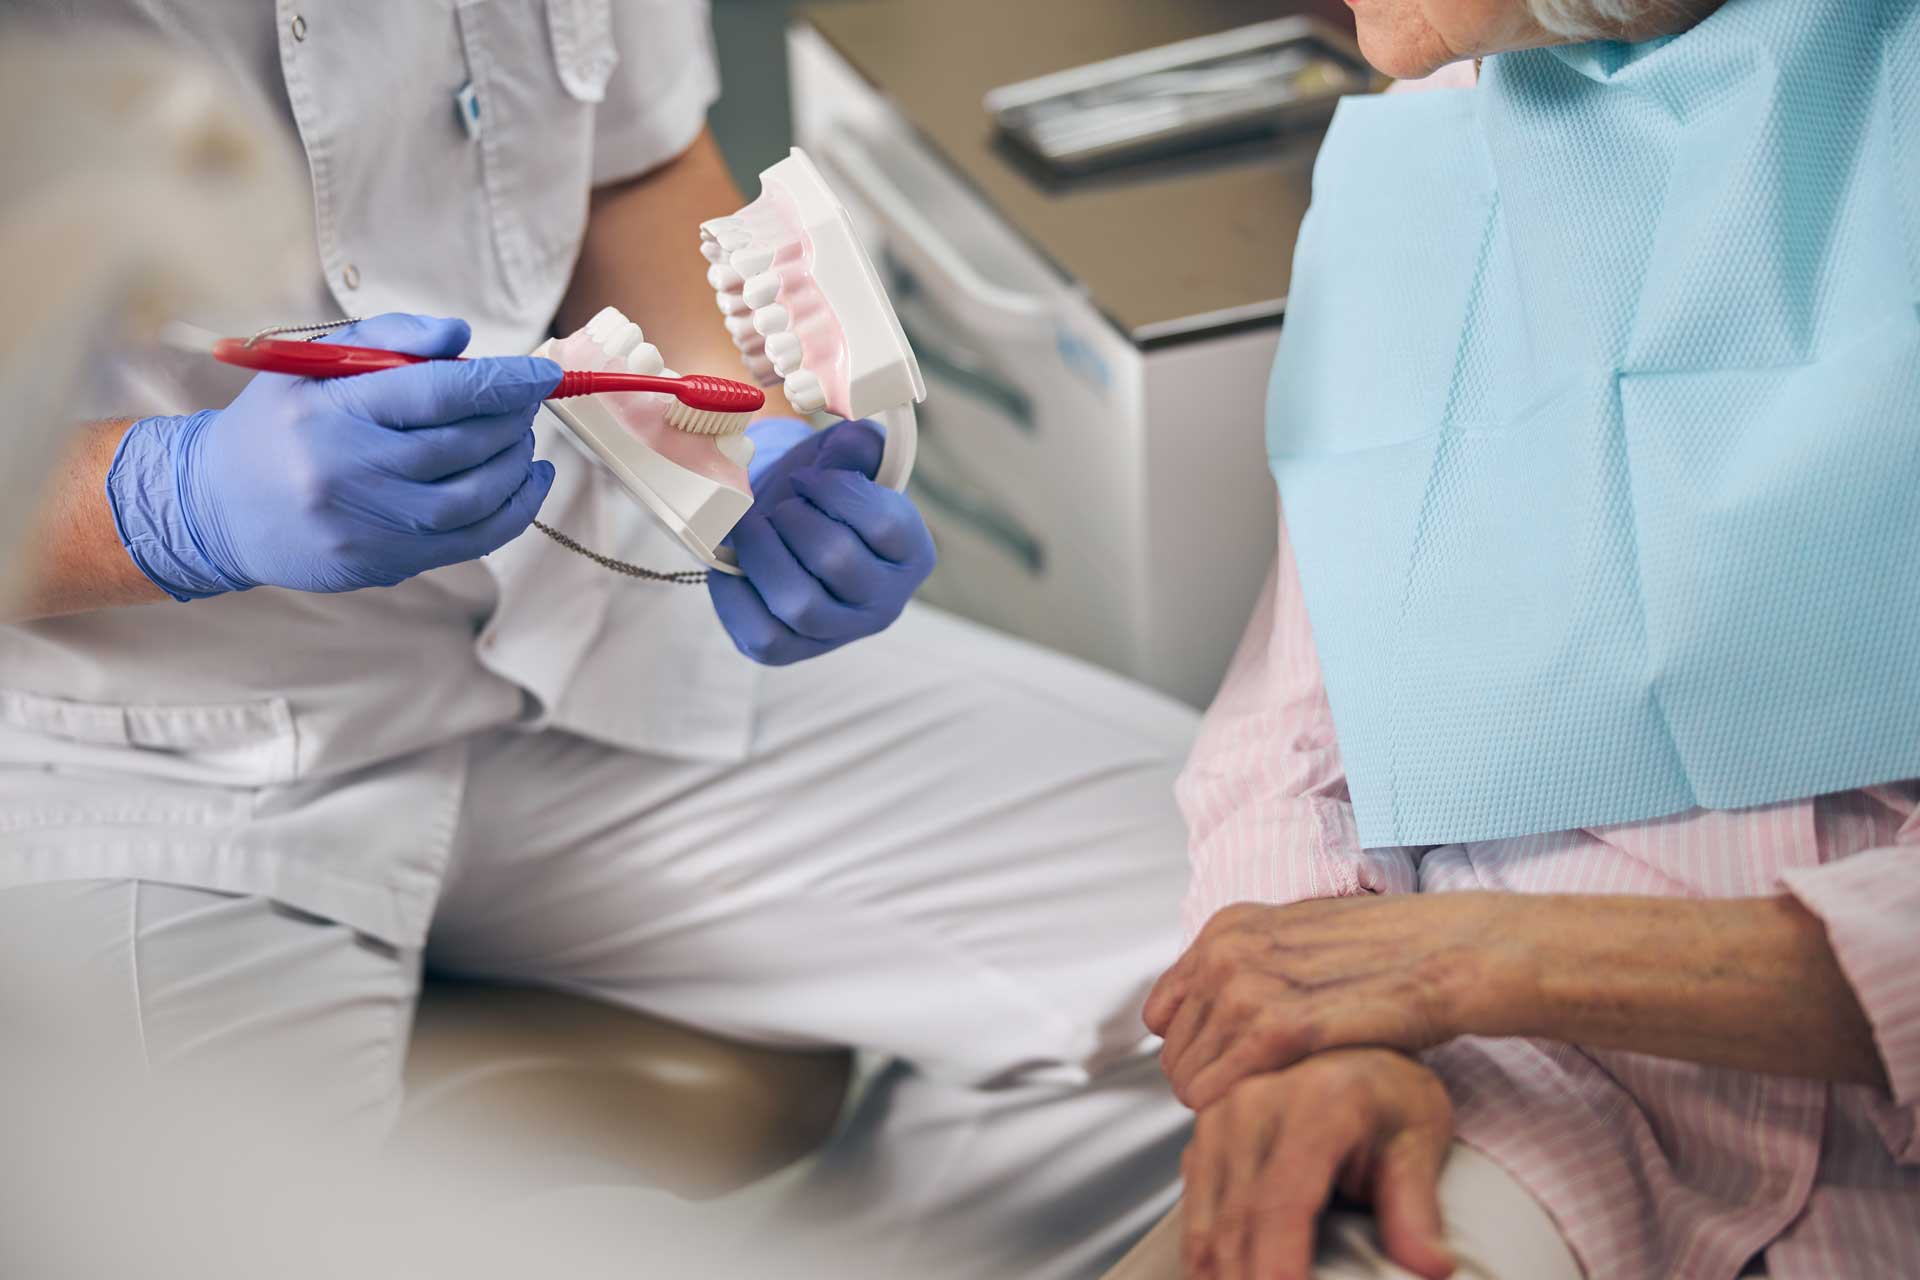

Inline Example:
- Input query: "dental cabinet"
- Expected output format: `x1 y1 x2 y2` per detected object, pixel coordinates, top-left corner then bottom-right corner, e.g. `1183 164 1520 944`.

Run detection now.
791 0 1360 707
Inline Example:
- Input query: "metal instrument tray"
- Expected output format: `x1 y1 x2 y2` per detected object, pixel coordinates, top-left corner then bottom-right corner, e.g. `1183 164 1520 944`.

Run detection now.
984 17 1375 174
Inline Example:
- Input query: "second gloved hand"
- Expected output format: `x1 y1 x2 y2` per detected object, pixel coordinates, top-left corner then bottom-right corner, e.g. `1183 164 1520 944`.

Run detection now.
709 419 936 665
107 314 560 598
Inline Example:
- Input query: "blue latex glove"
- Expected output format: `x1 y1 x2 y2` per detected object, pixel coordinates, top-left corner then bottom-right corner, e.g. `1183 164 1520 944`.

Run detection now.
739 415 818 490
709 419 936 665
107 314 560 599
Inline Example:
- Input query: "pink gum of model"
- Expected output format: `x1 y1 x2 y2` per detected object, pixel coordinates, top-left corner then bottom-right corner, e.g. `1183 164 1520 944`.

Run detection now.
550 328 750 495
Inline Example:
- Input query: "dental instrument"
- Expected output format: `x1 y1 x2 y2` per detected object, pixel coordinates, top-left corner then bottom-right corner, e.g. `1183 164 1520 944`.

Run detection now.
985 17 1372 173
210 335 764 434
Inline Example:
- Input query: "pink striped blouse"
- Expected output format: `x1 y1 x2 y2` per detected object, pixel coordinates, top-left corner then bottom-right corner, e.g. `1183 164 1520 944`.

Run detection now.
1178 517 1920 1279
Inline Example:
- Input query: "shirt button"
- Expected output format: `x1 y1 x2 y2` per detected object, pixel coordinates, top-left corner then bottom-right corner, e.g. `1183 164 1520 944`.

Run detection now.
342 263 361 290
290 14 307 41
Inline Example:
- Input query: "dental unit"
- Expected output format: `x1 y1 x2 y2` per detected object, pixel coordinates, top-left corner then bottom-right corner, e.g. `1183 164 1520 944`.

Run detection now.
540 146 926 578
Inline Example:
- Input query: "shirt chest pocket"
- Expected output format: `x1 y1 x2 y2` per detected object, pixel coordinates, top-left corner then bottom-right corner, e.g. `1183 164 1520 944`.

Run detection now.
0 688 298 789
456 0 618 312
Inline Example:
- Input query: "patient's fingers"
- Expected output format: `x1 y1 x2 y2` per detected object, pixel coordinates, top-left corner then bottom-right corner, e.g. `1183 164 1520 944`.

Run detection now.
1187 1013 1319 1112
1143 951 1191 1034
1244 1106 1354 1280
1145 903 1256 1035
1158 994 1212 1101
1215 1098 1272 1280
1181 1113 1226 1279
1167 994 1250 1102
1371 1133 1455 1280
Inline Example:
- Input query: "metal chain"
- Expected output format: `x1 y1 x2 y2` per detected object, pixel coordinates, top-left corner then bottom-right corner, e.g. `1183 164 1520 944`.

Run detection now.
250 317 707 584
532 521 709 584
247 317 363 344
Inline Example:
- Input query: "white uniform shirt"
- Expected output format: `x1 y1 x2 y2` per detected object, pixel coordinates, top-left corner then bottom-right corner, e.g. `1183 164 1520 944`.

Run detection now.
0 0 755 944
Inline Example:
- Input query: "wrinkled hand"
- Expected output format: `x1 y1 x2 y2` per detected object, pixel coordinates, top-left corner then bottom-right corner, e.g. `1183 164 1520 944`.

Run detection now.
709 419 936 665
1182 1049 1456 1280
1145 895 1516 1110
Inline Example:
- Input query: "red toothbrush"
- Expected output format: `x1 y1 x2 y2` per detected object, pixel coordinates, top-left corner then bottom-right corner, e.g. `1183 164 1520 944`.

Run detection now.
213 336 764 435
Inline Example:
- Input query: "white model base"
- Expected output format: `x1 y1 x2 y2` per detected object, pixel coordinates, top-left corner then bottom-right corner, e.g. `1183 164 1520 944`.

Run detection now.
534 339 753 575
708 147 927 495
763 149 925 424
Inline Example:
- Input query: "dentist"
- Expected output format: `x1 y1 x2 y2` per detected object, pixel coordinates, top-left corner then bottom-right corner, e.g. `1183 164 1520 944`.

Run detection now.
0 3 1193 1274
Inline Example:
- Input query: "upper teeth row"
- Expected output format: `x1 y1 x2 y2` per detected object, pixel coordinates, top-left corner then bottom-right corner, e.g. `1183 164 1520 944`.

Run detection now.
701 217 826 415
583 306 671 378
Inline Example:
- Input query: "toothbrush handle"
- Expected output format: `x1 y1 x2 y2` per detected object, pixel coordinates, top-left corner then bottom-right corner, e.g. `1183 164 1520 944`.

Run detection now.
215 340 762 411
214 341 684 399
211 337 427 376
551 370 683 399
557 371 766 413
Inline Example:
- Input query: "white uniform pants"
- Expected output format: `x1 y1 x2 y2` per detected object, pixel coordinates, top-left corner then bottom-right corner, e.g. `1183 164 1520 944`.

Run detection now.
0 606 1196 1279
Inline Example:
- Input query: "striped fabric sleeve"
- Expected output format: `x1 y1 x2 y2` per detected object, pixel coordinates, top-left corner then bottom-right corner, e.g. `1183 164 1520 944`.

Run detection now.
1780 842 1920 1162
1176 513 1419 942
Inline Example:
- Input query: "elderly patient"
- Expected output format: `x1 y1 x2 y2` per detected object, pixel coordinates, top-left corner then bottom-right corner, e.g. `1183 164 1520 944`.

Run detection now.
1135 0 1920 1278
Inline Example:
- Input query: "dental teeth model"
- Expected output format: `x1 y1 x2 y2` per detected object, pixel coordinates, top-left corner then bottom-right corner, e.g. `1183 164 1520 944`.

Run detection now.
539 147 924 576
703 146 924 493
536 309 757 572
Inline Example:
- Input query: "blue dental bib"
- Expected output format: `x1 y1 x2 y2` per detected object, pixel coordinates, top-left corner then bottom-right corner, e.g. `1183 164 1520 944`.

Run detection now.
1268 0 1920 848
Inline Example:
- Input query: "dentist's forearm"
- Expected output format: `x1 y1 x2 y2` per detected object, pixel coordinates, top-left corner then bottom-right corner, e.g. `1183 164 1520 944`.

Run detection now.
1483 893 1889 1088
2 419 167 622
561 127 794 418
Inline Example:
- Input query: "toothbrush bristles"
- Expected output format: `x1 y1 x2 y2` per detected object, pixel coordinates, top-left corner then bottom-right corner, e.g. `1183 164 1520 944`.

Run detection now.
664 401 754 436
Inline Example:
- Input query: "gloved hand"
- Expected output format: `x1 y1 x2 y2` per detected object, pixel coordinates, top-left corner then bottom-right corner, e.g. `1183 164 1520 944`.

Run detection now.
738 414 818 490
709 419 936 665
107 314 560 599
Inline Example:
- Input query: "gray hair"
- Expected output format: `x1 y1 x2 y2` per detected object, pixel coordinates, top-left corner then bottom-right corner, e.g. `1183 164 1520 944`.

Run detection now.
1526 0 1684 39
